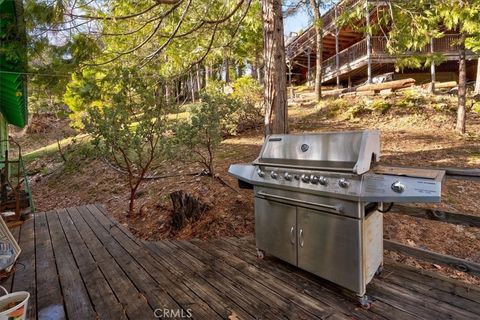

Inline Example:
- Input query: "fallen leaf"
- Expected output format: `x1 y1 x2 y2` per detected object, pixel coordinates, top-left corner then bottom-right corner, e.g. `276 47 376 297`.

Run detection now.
228 311 240 320
406 239 416 246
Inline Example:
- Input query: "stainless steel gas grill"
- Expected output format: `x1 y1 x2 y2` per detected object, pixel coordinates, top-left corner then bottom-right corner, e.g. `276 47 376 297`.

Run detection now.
228 130 445 307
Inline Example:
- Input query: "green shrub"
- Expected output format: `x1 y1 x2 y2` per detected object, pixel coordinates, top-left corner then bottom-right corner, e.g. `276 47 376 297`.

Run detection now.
473 101 480 114
80 68 170 216
230 77 263 133
204 79 226 96
174 93 226 176
343 104 371 120
320 98 350 117
396 89 426 109
231 76 263 106
368 99 391 114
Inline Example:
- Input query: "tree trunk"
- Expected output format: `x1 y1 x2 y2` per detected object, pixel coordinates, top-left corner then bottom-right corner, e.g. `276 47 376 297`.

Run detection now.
176 80 180 103
205 64 210 86
224 59 230 83
251 60 258 80
190 73 195 103
128 177 142 217
475 58 480 95
196 65 202 93
165 81 171 103
309 0 323 100
262 0 288 135
237 64 243 78
170 191 209 230
456 34 467 134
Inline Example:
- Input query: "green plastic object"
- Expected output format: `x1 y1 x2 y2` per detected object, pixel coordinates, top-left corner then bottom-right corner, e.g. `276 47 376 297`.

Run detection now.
0 0 28 128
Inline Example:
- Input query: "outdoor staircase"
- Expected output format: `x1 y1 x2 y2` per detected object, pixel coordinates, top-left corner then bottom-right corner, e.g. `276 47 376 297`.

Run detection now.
288 88 318 106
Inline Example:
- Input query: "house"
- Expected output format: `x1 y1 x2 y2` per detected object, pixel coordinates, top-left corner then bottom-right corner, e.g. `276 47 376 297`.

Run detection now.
285 0 479 87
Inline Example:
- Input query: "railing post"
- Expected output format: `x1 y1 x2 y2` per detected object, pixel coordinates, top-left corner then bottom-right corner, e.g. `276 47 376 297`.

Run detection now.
335 6 340 88
365 0 372 83
307 47 311 85
430 38 436 93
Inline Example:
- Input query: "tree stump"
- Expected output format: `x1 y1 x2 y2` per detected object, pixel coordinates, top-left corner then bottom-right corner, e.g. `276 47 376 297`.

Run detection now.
170 190 209 230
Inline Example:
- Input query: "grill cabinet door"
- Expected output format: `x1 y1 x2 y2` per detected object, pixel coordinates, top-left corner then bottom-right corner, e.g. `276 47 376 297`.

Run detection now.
297 208 363 294
254 198 297 265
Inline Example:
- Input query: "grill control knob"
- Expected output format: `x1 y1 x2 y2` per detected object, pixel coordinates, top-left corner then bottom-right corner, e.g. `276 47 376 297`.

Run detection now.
284 172 292 181
270 171 278 179
391 181 405 193
301 174 310 183
257 169 265 178
318 176 328 185
310 175 319 184
338 178 350 188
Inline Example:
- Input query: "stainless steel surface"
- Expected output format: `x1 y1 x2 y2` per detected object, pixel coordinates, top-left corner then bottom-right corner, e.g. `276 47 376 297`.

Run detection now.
257 190 343 214
299 229 304 247
338 178 350 188
254 198 296 265
229 163 444 203
254 130 380 174
297 206 363 293
391 181 405 193
360 172 442 202
229 130 445 299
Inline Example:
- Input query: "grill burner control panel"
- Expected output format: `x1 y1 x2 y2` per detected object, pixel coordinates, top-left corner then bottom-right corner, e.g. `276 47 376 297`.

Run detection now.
231 164 443 203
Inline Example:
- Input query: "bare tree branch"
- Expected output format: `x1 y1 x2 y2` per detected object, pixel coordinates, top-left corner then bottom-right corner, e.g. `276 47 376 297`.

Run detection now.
67 1 173 21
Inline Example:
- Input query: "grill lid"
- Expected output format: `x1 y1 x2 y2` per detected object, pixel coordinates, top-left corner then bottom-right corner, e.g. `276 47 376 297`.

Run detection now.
254 130 380 174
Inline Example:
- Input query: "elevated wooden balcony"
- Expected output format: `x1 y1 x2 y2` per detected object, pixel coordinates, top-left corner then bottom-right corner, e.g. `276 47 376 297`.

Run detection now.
285 0 479 85
321 34 475 83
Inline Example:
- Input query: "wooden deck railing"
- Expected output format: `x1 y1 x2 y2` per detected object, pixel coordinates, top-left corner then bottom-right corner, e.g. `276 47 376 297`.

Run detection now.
322 38 368 76
321 34 464 79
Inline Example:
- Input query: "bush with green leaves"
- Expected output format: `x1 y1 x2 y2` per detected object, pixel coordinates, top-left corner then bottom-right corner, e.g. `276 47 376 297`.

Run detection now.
174 94 226 176
368 99 391 114
76 68 169 216
200 77 262 134
473 101 480 114
230 76 263 132
64 69 108 128
396 90 427 109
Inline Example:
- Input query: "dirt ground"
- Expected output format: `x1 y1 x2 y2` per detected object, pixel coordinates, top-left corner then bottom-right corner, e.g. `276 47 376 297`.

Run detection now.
18 92 480 285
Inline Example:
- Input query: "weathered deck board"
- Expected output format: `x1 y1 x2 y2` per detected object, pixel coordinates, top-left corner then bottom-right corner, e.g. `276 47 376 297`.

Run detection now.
59 207 127 320
34 211 66 320
68 206 152 319
46 210 96 319
184 239 345 319
2 204 479 320
10 218 35 319
85 205 222 320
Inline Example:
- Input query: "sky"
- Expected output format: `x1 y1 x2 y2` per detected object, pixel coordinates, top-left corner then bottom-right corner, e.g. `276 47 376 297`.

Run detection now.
284 7 312 36
283 1 337 36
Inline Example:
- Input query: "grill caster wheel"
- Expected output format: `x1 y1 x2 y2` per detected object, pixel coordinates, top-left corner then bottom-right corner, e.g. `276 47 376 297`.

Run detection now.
256 249 265 259
357 295 372 310
375 264 384 276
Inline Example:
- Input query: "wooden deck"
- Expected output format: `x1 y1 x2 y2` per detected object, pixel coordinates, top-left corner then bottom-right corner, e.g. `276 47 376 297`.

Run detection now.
2 204 480 319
